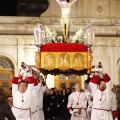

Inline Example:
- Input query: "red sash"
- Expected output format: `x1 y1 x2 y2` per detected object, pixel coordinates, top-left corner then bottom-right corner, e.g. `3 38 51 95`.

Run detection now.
12 106 32 120
93 108 110 112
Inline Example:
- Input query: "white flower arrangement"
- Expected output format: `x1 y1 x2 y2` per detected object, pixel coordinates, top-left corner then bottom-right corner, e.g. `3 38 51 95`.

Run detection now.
72 27 84 44
45 25 59 43
44 25 84 44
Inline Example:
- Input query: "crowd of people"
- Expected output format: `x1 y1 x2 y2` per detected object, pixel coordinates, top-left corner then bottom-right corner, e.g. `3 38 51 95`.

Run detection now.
0 62 119 120
43 87 73 120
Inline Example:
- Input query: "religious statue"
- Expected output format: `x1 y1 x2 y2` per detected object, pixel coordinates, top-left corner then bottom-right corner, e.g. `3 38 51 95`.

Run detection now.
56 0 77 42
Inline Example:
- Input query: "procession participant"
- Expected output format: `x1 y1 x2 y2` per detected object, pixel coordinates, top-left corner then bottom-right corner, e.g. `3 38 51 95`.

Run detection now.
66 88 71 119
0 87 16 120
46 88 58 120
12 72 35 120
84 75 93 120
17 62 47 120
35 73 48 120
113 85 120 120
43 89 50 119
89 68 118 120
56 0 77 42
31 77 40 120
17 63 42 120
59 88 68 118
67 82 90 120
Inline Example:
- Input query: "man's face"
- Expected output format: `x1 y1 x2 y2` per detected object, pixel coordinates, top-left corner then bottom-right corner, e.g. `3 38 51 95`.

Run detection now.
50 90 53 95
18 82 27 93
75 82 81 90
99 81 106 91
67 89 70 93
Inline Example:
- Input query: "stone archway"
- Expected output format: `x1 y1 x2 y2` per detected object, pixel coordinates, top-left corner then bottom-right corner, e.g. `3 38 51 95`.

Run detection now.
0 56 14 87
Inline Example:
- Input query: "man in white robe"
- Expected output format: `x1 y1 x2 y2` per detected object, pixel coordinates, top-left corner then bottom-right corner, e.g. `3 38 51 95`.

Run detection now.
36 79 48 120
16 62 39 120
89 69 118 120
67 82 90 120
12 74 35 120
31 78 42 120
84 76 93 120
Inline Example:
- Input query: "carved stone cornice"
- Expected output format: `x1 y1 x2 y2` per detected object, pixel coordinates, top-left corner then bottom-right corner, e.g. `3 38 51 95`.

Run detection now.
0 20 120 36
0 35 34 46
94 37 120 47
0 14 119 34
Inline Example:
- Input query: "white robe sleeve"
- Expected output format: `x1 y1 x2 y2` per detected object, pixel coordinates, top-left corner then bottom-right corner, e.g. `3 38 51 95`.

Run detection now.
111 92 118 119
41 85 48 94
67 94 74 114
89 82 98 95
12 84 18 95
35 80 48 95
89 74 102 95
34 82 42 95
12 76 19 95
84 90 90 100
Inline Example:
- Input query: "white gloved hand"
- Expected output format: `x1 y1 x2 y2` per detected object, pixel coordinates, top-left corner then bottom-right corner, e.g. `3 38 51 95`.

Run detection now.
95 65 99 72
114 118 118 120
69 110 74 115
94 71 99 76
95 65 103 72
99 68 103 72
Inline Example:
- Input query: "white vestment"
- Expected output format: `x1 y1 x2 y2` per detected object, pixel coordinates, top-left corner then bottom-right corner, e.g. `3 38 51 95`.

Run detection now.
31 89 39 120
35 82 48 120
67 91 89 120
84 81 93 120
12 78 34 120
90 89 113 120
89 80 117 120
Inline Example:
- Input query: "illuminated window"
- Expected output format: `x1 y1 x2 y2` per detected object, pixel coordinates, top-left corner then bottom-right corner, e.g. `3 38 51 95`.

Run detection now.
0 57 14 69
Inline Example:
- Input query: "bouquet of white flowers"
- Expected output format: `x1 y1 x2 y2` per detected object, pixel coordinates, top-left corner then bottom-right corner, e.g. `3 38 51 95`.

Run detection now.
72 27 84 44
45 25 59 43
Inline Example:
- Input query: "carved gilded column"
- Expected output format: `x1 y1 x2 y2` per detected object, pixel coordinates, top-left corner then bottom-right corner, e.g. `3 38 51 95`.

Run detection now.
35 51 41 73
87 48 93 74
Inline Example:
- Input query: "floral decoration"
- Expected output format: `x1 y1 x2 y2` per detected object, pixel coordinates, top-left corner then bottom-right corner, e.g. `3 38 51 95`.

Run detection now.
72 27 84 44
45 25 59 43
41 26 87 52
41 43 87 52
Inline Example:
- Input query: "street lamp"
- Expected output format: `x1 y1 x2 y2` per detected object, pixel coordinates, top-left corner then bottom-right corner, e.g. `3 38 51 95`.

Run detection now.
34 23 45 51
83 23 95 74
83 23 95 51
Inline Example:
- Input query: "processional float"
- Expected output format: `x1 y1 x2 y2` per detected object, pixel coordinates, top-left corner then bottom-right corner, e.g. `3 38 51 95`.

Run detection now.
34 23 95 76
33 0 95 77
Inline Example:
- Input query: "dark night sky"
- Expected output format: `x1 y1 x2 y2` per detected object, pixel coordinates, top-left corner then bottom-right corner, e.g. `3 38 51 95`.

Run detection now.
0 0 17 16
0 0 48 16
